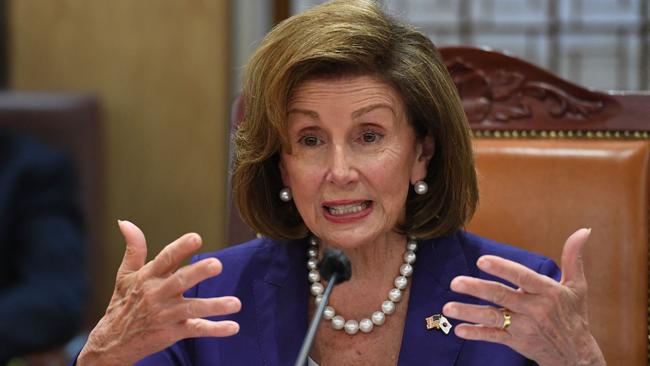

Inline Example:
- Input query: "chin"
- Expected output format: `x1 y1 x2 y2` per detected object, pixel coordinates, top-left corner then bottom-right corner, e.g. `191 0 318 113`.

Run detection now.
315 224 383 250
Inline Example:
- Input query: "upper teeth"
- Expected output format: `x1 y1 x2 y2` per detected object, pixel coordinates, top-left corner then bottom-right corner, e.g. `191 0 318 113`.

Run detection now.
327 202 369 215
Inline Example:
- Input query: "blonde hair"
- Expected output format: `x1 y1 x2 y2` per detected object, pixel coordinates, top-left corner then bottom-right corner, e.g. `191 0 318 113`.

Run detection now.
233 0 478 240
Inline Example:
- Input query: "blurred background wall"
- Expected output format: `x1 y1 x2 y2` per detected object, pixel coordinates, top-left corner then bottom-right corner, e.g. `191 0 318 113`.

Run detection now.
6 0 231 314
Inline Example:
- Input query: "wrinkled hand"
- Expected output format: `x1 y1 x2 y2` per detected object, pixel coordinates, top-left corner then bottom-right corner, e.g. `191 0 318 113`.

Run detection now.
443 228 606 366
78 221 241 366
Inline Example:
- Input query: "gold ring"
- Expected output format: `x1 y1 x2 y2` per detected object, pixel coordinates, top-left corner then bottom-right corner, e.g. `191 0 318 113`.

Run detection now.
501 308 511 330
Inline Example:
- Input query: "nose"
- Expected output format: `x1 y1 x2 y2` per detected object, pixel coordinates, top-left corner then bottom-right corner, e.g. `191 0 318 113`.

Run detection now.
325 144 358 187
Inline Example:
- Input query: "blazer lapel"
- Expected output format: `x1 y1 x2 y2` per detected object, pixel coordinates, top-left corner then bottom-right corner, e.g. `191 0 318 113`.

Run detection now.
252 239 309 366
398 234 477 366
251 234 478 365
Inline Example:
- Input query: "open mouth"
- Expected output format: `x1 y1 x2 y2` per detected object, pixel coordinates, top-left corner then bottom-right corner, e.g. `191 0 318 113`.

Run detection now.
323 201 372 216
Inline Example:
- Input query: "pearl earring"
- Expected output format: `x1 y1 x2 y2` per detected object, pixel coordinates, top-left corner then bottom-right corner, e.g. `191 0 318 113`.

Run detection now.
279 187 292 202
414 180 428 195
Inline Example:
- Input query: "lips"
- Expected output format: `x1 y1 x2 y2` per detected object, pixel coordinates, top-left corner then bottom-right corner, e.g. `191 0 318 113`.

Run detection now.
322 200 373 223
325 201 370 216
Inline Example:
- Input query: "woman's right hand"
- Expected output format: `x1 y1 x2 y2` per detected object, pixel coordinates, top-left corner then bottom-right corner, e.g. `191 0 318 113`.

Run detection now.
77 220 241 365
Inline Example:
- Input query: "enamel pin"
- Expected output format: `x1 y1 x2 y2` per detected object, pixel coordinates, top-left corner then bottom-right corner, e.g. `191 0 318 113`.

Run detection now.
425 314 452 334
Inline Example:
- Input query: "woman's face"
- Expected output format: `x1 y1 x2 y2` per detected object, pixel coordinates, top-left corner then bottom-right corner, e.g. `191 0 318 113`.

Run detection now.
280 75 431 249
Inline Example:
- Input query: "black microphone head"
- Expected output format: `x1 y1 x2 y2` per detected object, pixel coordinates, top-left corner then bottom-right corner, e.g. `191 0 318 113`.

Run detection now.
319 249 352 284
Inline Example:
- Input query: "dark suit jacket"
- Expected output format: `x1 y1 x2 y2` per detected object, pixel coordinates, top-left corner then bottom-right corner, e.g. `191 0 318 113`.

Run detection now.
136 231 560 365
0 132 86 363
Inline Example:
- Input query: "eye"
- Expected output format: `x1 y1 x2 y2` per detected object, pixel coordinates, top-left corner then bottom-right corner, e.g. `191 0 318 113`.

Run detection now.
360 131 383 144
299 135 322 147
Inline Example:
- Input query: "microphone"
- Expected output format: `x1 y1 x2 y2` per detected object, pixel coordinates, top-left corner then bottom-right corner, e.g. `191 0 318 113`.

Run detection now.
294 248 352 366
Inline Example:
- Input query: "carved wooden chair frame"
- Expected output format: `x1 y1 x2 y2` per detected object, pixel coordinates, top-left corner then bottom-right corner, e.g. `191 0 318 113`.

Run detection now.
440 46 650 365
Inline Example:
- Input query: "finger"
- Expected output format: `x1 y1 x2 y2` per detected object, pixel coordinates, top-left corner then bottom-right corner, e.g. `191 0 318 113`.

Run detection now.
454 323 512 345
117 220 148 274
159 296 242 322
443 302 507 329
476 255 557 294
157 258 223 297
450 276 528 312
181 318 240 338
560 228 591 286
146 233 203 276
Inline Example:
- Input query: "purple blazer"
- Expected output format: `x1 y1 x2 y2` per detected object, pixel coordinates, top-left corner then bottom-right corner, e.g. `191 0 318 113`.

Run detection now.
131 231 559 365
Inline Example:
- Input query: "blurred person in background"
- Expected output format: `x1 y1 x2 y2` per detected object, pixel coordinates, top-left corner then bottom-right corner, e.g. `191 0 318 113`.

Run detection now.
0 131 86 365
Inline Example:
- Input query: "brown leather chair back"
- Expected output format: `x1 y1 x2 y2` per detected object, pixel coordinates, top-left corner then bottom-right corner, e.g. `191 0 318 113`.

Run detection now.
440 46 650 365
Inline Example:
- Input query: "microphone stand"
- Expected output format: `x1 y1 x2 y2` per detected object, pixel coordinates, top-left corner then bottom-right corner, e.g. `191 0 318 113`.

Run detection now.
294 249 351 366
294 272 338 366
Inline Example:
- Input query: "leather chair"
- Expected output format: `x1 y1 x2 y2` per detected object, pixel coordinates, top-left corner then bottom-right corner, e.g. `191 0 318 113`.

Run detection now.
0 91 103 365
440 46 650 365
229 47 650 365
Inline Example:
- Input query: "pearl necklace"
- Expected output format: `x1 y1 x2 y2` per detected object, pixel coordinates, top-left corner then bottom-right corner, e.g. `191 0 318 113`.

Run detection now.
306 236 417 335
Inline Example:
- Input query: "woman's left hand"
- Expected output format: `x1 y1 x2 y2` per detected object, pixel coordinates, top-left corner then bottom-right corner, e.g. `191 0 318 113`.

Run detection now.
442 228 606 366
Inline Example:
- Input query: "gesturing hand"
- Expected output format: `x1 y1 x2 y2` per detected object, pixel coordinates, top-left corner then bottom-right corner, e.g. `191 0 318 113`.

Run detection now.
78 221 241 366
443 228 606 366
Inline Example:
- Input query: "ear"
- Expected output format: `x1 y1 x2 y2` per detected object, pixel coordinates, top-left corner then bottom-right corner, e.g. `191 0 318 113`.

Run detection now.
411 134 434 184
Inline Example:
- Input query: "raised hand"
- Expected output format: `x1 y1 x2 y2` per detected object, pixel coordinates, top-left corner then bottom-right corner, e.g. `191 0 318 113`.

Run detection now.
443 228 606 365
78 221 241 366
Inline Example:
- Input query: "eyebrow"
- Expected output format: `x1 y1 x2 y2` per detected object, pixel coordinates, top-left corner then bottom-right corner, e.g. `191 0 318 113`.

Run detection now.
351 103 395 119
287 103 395 119
287 108 319 119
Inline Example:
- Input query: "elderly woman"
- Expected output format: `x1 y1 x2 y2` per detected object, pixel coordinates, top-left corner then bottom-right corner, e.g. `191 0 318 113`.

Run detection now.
76 1 606 365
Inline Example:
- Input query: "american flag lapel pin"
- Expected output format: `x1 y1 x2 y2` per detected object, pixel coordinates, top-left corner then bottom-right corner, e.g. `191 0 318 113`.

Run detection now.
425 314 452 335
